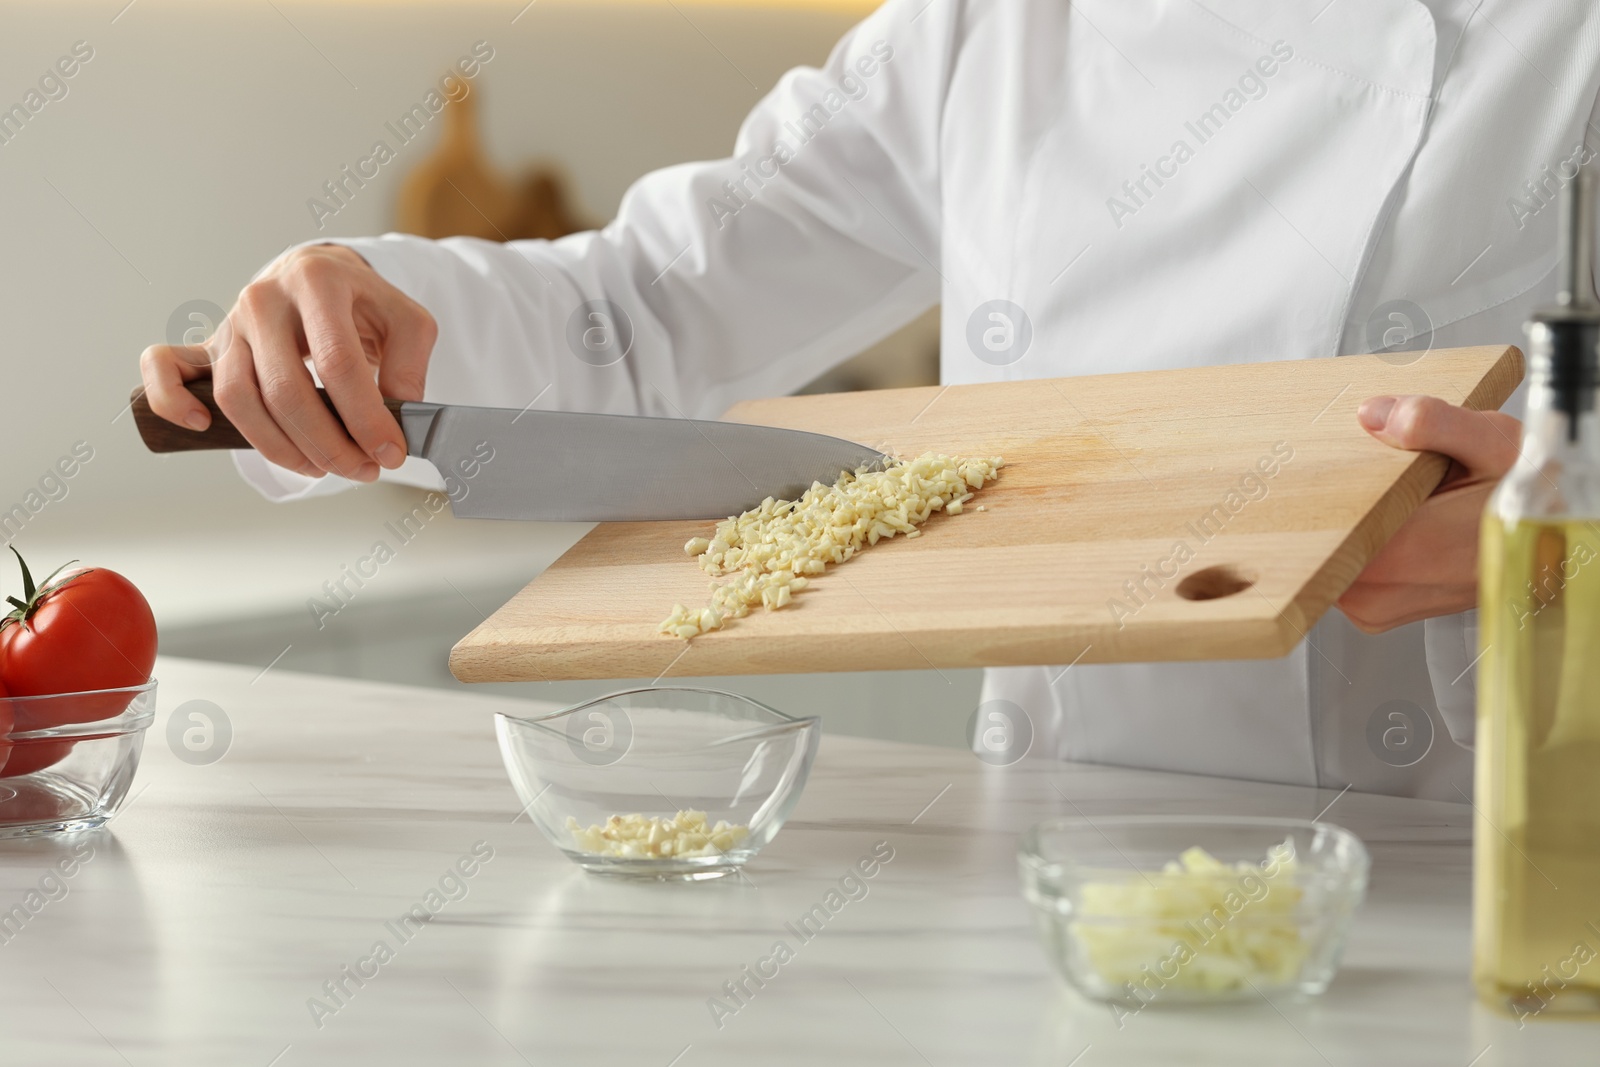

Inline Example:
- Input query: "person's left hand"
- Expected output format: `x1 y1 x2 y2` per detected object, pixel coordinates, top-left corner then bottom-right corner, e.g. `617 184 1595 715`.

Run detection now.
1338 395 1522 633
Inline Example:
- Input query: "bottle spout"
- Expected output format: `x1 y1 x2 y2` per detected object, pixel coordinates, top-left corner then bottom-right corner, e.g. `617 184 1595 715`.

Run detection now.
1532 166 1600 442
1558 167 1598 310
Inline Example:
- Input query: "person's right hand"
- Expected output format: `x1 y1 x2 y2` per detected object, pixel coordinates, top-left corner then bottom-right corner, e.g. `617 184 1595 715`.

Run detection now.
139 244 438 482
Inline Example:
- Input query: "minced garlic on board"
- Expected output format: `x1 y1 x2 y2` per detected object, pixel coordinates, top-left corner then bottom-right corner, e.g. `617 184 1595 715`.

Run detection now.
659 452 1003 639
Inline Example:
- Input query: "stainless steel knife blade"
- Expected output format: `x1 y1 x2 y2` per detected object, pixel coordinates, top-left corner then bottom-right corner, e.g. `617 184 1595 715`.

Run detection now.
397 402 888 522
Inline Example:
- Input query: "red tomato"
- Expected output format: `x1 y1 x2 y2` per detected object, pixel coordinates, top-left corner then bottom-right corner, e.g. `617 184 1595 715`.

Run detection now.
0 551 156 777
0 676 11 777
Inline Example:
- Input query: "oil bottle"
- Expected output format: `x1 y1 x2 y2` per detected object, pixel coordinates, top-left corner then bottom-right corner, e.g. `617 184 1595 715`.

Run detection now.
1474 169 1600 1019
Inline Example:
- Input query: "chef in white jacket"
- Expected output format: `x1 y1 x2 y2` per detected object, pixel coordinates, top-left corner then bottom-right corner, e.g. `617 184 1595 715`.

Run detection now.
140 0 1600 801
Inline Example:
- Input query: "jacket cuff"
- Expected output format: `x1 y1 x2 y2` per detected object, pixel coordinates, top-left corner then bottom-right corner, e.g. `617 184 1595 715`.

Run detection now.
231 451 445 503
1424 608 1479 749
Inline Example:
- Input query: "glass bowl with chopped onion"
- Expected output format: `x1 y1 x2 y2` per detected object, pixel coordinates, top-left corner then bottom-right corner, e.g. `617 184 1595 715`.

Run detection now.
1018 816 1370 1005
495 687 820 881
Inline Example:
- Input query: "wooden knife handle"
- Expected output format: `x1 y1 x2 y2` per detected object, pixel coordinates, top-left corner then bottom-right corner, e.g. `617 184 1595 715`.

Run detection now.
129 380 407 453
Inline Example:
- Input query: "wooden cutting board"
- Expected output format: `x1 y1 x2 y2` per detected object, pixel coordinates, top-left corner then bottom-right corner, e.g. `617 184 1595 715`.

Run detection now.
449 346 1522 683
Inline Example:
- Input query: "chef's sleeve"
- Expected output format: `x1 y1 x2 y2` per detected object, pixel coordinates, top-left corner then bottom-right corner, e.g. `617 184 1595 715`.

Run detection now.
235 0 957 500
1424 609 1478 749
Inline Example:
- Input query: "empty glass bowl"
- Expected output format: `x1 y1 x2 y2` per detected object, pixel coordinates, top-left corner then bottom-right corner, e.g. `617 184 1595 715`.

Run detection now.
1018 816 1369 1005
496 687 820 880
0 681 156 838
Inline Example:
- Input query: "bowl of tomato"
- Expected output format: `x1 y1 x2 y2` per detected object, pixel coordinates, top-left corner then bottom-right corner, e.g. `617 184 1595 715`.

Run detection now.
0 549 158 837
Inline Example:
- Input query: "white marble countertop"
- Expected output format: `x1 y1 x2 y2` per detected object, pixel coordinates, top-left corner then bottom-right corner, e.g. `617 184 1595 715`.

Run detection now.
0 658 1589 1066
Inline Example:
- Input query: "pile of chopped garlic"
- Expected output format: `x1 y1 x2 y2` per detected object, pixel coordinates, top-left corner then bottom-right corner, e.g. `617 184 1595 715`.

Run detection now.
1071 840 1308 993
659 452 1003 640
564 810 749 859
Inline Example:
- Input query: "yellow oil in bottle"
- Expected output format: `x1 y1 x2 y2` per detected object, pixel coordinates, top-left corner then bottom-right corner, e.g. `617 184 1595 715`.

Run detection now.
1474 514 1600 1018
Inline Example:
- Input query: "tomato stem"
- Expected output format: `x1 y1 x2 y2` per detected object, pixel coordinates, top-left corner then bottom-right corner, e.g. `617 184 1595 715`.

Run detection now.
11 546 34 604
2 548 82 632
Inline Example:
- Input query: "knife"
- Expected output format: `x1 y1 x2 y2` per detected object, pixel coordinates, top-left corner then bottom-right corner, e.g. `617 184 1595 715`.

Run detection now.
129 381 888 522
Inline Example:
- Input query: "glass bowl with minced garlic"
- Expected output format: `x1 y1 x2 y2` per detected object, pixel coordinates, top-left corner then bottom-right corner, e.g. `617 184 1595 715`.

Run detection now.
495 687 819 880
1019 816 1370 1005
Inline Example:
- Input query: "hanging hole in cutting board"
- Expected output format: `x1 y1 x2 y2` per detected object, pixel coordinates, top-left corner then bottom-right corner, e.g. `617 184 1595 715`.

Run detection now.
1176 565 1256 601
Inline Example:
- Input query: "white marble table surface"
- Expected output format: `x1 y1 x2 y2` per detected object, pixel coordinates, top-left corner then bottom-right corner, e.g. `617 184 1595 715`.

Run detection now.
0 658 1590 1066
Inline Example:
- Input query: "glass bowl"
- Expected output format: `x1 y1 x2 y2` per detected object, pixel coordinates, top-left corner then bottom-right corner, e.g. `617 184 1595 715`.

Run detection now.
1018 815 1369 1005
0 680 156 838
496 687 820 881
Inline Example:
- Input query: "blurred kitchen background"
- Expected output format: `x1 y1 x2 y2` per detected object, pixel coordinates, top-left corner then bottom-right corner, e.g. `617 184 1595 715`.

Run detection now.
0 0 979 747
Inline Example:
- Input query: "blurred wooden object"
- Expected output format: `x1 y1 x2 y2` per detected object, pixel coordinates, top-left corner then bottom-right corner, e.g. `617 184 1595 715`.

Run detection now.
396 87 590 241
395 82 936 393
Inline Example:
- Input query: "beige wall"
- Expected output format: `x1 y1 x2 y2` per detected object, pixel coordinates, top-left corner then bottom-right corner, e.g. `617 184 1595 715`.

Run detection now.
0 0 979 744
0 0 866 619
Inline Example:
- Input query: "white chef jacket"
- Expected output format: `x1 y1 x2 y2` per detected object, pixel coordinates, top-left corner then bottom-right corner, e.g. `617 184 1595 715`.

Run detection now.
240 0 1600 800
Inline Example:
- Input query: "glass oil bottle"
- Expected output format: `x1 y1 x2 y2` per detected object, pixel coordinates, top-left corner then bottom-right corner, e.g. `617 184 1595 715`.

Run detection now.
1475 169 1600 1019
